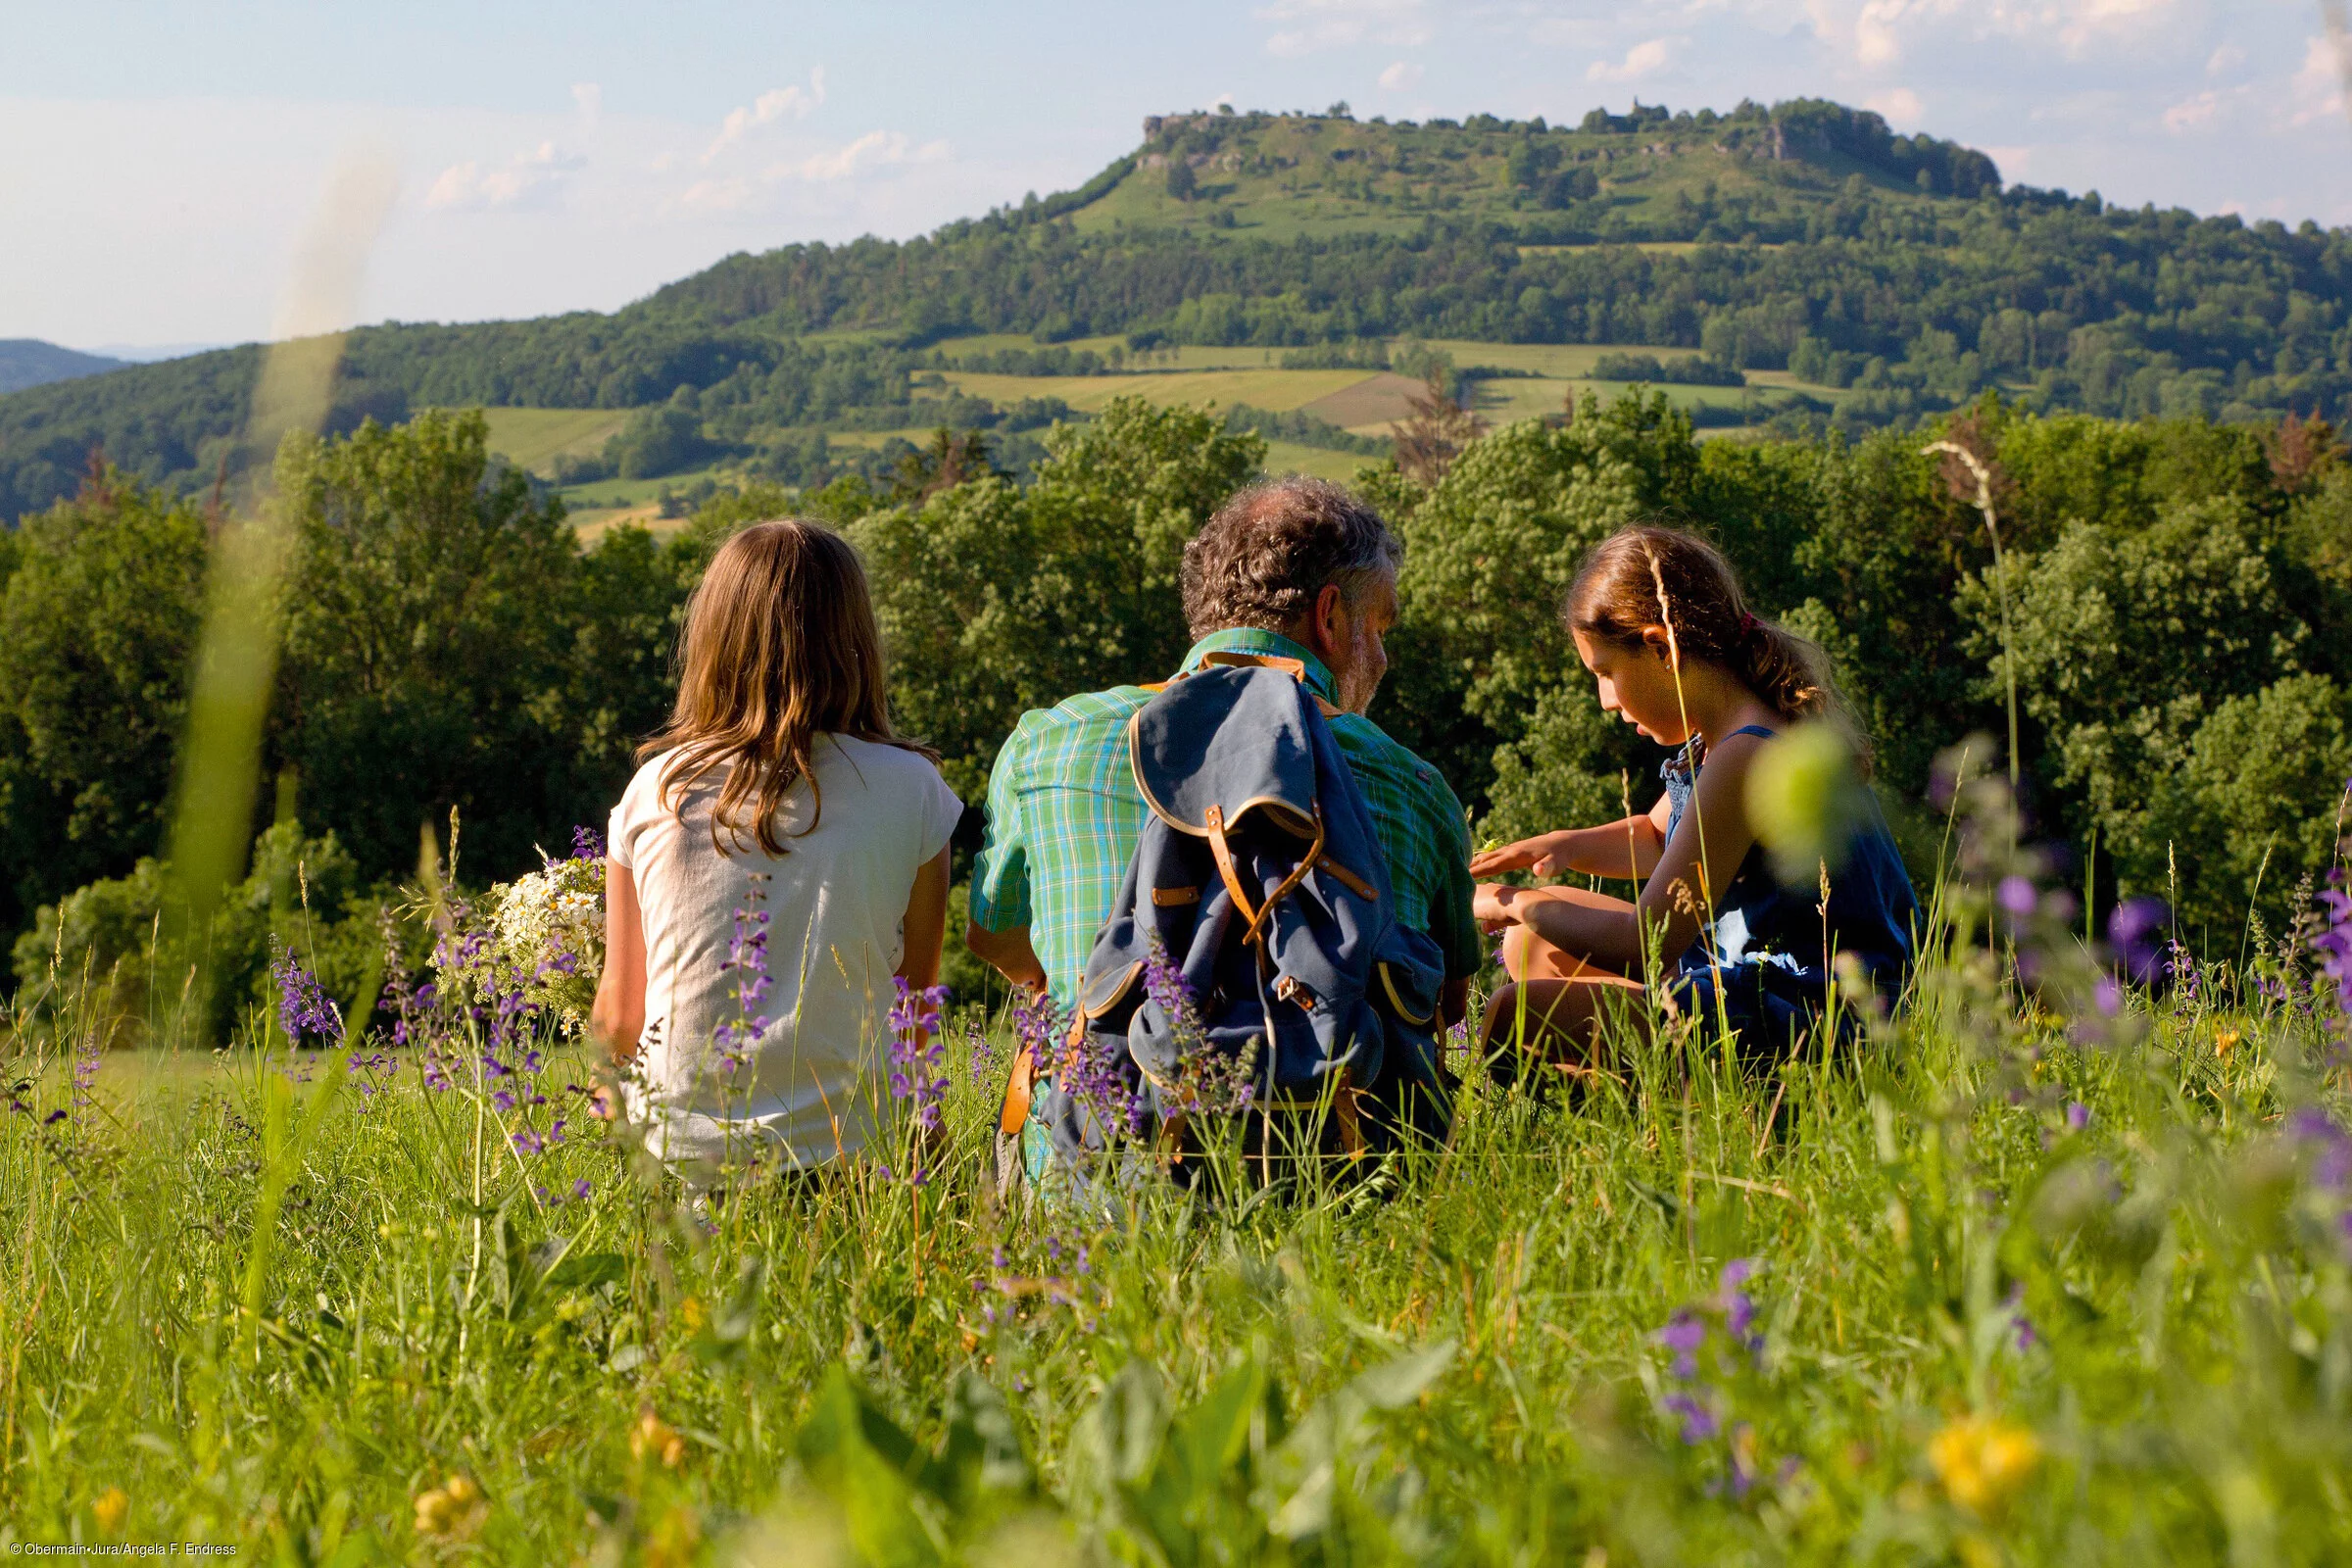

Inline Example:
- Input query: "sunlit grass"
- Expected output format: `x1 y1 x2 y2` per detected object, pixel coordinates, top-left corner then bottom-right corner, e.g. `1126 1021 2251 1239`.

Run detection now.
3 904 2346 1562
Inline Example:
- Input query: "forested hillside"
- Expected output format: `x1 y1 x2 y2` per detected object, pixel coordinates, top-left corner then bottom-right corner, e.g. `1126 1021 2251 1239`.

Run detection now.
5 96 2350 522
0 340 125 396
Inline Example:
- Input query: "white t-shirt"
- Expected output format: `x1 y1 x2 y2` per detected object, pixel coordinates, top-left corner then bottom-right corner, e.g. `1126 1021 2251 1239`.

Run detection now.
608 734 962 1168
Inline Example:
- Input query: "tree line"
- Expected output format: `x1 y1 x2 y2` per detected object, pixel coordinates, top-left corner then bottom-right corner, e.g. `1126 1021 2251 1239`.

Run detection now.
12 392 2347 1025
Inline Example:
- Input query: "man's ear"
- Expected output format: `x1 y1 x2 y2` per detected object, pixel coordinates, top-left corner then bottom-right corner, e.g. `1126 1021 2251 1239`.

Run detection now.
1308 582 1347 656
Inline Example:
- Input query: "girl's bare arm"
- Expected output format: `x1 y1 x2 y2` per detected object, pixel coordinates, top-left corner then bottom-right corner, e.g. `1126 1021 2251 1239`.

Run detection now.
897 847 952 989
896 848 953 1040
1480 741 1763 971
589 858 647 1065
1467 796 1674 882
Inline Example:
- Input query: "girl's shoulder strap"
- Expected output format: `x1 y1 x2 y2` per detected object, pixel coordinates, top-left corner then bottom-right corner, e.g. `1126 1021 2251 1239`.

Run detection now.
1724 723 1780 742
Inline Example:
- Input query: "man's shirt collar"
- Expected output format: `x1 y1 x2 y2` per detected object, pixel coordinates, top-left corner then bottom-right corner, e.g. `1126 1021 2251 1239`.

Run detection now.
1178 627 1338 705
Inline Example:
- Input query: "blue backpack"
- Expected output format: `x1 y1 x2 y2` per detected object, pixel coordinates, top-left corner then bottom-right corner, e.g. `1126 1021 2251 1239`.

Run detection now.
996 660 1452 1196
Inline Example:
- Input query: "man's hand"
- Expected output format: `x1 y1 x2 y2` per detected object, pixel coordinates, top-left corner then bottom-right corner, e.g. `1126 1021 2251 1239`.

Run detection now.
1469 830 1574 879
965 921 1047 993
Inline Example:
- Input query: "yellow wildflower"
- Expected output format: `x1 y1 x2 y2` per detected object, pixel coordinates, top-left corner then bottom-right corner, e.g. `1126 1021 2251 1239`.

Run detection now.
1928 1414 2041 1514
414 1473 485 1540
91 1488 128 1533
2216 1027 2239 1059
632 1410 687 1468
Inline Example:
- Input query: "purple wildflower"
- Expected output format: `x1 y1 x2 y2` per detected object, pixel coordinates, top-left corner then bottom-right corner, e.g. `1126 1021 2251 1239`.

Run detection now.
573 1177 593 1200
1658 1310 1706 1379
713 884 774 1075
1719 1258 1760 1346
2108 897 2171 987
513 1126 546 1155
572 825 607 861
270 942 343 1049
888 975 954 1182
2065 1102 2090 1132
71 1039 101 1110
2003 1284 2038 1351
2294 1110 2352 1191
2315 870 2352 1030
1662 1393 1719 1445
1012 989 1061 1070
1996 875 2037 921
1142 932 1257 1114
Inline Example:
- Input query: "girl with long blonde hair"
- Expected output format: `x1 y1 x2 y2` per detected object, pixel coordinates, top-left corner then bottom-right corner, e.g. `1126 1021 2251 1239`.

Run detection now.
590 520 961 1173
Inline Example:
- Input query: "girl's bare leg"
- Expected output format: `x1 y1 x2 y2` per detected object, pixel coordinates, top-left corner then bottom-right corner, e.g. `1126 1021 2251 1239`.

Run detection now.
1480 972 1650 1080
1495 885 1640 983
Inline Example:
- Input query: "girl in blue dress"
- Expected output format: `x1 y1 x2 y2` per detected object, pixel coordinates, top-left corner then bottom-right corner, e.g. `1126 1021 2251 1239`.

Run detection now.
1470 525 1917 1078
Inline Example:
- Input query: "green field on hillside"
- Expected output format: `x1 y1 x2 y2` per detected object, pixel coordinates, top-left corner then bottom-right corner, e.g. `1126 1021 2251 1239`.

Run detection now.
476 407 631 471
940 367 1372 415
489 336 1850 515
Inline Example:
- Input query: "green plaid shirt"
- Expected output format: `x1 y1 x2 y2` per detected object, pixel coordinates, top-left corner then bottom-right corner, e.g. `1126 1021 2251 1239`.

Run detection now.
968 628 1482 1009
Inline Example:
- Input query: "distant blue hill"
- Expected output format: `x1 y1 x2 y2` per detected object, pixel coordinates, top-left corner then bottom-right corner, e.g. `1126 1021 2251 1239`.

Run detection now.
0 340 126 395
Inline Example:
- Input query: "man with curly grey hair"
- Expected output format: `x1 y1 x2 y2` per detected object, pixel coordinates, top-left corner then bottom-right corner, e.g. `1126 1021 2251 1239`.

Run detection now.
965 477 1481 1157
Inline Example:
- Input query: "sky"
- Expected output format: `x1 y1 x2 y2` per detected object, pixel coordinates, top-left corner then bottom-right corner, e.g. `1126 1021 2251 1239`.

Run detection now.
6 0 2349 353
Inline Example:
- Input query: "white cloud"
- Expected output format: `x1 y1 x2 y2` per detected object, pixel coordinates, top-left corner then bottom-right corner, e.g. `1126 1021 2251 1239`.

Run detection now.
1784 0 2192 70
423 140 585 211
2205 43 2243 75
1260 0 1430 58
571 82 602 128
2162 90 2220 131
771 130 950 183
1588 37 1673 83
676 175 754 215
2287 31 2349 127
1379 59 1422 89
702 69 827 164
1526 15 1603 49
1865 86 1924 125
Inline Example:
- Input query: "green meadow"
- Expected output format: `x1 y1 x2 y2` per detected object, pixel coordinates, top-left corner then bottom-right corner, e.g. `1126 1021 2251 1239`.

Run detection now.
6 809 2349 1563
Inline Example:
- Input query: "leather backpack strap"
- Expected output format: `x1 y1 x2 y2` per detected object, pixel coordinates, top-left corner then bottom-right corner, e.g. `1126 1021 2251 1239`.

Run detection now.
1201 805 1261 937
1186 650 1341 716
1243 805 1326 949
1333 1062 1365 1160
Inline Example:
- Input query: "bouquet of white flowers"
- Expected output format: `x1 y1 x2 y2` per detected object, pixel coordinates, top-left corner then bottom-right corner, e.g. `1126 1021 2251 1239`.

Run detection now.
433 837 607 1034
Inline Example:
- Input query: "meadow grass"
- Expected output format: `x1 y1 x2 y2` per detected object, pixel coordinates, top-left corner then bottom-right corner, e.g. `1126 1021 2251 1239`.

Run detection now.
4 827 2348 1565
